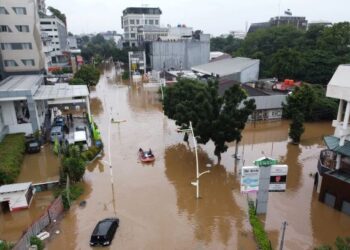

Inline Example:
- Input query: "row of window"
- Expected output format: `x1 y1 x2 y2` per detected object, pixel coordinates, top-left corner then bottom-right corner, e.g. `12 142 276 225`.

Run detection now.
125 19 159 26
1 43 32 50
0 7 27 15
4 59 35 67
0 25 29 32
40 21 56 25
42 28 58 32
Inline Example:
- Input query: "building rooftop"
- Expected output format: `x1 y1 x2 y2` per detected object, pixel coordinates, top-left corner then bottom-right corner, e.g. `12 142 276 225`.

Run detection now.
123 7 162 15
324 136 350 157
325 169 350 184
326 64 350 101
0 75 42 94
33 83 89 100
0 182 32 194
192 57 259 78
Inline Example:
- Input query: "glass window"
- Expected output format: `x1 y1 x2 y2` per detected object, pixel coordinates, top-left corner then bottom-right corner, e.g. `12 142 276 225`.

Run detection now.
21 43 32 49
40 21 51 25
0 25 12 32
136 20 139 25
15 25 29 32
149 20 154 25
145 20 148 25
0 7 9 14
12 7 27 15
21 59 35 66
131 33 135 38
4 60 18 67
155 20 159 25
0 43 11 50
130 19 135 24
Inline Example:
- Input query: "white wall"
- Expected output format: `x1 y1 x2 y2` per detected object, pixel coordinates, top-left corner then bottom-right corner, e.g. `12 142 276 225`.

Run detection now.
0 101 33 135
240 61 260 83
0 190 28 211
36 100 46 127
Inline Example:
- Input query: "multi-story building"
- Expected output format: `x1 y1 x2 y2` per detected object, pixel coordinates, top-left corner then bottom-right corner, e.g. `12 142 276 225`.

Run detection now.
248 15 308 33
0 0 45 80
36 0 45 14
121 7 162 47
39 14 68 66
40 32 53 71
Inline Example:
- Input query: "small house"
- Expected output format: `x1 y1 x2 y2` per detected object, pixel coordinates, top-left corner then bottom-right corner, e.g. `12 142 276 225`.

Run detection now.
0 182 34 212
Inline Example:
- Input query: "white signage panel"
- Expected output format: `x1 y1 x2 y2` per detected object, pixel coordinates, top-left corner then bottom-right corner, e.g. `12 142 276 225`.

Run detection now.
269 164 288 192
241 166 260 193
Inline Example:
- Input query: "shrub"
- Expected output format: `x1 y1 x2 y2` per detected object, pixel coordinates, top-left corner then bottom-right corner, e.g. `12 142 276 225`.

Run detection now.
54 183 84 210
30 236 44 250
0 241 14 250
0 134 26 185
122 70 129 80
248 200 272 250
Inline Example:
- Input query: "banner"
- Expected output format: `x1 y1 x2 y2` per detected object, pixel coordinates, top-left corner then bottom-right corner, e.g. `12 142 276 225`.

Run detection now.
269 165 288 192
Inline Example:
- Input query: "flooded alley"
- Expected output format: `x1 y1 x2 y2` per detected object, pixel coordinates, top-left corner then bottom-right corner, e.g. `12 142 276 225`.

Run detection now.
43 65 350 250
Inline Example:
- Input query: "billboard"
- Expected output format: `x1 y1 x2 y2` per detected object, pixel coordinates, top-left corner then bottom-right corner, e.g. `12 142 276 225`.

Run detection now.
269 165 288 192
241 166 260 193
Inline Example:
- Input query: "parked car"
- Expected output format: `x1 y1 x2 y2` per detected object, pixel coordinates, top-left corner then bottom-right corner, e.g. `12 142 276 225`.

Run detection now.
53 116 65 127
26 139 41 153
90 218 119 246
75 125 85 132
50 126 64 142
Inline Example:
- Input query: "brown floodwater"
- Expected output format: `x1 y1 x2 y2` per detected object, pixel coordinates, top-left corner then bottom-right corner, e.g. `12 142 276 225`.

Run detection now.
41 65 350 250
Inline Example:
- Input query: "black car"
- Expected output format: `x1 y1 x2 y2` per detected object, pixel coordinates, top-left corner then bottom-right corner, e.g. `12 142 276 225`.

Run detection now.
90 218 119 247
26 140 41 153
53 116 65 127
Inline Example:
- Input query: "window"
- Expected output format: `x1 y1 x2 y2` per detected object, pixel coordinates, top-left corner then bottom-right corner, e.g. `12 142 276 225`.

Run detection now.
124 20 128 25
130 33 135 38
144 20 148 25
136 20 139 25
1 43 32 50
12 7 26 15
155 20 159 25
54 35 58 38
40 21 51 25
54 29 57 31
0 7 9 14
21 59 35 66
15 25 29 32
55 42 59 44
43 29 53 31
0 25 12 32
125 27 129 32
149 20 154 25
130 19 135 24
4 60 18 67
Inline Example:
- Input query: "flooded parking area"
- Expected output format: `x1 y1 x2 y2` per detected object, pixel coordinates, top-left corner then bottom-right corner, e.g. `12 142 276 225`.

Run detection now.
41 66 350 249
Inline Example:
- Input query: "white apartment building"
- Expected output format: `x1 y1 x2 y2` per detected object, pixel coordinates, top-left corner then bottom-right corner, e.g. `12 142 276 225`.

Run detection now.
40 32 53 71
0 0 45 79
121 7 162 47
40 14 68 65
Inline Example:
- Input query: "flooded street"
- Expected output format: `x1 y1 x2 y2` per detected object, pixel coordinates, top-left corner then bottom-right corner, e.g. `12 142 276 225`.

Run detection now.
45 65 350 250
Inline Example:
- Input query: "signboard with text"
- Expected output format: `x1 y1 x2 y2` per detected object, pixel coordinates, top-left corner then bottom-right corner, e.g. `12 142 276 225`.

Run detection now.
269 165 288 192
241 166 260 193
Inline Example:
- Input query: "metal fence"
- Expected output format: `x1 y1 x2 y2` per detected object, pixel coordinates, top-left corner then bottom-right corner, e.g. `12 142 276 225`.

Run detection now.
13 196 64 250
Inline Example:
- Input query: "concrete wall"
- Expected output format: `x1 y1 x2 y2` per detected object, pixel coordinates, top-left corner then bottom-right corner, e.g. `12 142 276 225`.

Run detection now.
150 40 209 70
0 101 33 135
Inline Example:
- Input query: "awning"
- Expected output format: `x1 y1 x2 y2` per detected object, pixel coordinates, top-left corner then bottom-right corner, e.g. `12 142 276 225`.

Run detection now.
324 136 350 157
33 83 89 100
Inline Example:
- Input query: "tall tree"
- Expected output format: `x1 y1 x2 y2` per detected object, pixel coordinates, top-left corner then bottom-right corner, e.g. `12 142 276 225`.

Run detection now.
72 65 100 87
289 111 304 144
163 79 255 161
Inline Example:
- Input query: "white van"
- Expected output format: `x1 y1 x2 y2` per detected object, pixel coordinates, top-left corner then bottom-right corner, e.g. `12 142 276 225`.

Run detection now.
74 131 88 150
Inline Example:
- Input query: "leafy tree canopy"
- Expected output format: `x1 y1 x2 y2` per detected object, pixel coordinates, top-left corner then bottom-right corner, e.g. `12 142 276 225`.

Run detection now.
72 64 100 86
163 78 255 160
47 6 66 25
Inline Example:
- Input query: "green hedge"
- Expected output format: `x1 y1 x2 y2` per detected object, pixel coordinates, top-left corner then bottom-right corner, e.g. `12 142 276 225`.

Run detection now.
248 200 272 250
81 146 101 162
54 183 84 210
0 134 26 185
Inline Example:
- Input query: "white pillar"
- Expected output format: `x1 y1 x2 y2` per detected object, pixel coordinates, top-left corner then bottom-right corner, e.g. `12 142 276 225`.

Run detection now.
337 99 344 122
86 96 91 119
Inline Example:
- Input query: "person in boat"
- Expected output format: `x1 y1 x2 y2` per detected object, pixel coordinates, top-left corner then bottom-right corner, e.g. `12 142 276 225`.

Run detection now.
148 148 154 158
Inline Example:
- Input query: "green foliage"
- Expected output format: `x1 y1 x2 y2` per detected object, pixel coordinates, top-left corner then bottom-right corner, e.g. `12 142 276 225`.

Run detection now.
289 111 305 144
51 68 72 75
283 84 337 121
69 78 85 85
47 6 66 25
212 23 350 84
72 64 100 86
0 241 14 250
54 183 84 210
163 78 255 160
81 146 101 162
122 71 129 80
248 200 272 250
0 134 26 185
61 145 85 182
30 236 44 250
314 236 350 250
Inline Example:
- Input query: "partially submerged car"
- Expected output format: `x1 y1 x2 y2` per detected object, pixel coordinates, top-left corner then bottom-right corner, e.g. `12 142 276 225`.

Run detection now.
26 139 41 153
90 218 119 247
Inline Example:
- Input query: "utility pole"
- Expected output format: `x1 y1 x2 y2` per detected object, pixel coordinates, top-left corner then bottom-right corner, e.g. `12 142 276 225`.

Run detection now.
279 221 288 250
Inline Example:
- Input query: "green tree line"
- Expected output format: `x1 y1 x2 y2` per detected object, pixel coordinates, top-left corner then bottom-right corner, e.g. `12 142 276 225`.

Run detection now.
211 22 350 84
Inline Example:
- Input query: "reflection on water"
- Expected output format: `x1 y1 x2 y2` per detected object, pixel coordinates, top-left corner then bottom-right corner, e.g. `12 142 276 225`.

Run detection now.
44 66 350 249
89 97 103 116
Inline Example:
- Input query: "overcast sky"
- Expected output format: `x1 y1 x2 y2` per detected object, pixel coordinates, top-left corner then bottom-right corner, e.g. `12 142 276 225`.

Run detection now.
46 0 350 36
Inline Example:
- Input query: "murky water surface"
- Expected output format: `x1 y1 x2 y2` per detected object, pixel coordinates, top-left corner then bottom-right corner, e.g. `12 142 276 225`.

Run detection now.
5 64 350 249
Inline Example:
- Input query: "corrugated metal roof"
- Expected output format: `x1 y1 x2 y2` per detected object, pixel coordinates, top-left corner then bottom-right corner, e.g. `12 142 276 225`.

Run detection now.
33 83 89 100
326 64 350 101
324 136 350 157
0 75 42 92
191 57 259 77
0 182 32 194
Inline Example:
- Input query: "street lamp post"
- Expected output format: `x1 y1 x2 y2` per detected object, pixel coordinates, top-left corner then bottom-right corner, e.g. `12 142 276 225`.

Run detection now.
181 121 210 199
